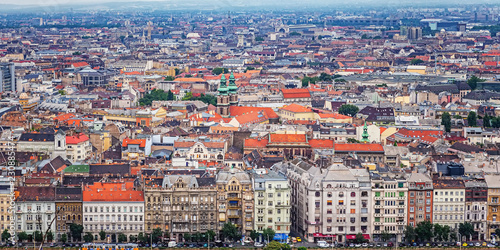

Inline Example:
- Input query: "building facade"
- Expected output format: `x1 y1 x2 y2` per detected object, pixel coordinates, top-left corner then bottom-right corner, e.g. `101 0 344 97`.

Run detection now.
252 169 291 243
55 187 82 242
15 187 56 235
465 180 488 241
407 173 433 226
432 178 465 229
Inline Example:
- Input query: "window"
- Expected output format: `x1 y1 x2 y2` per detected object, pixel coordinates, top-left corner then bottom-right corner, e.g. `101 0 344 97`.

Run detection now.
339 200 344 205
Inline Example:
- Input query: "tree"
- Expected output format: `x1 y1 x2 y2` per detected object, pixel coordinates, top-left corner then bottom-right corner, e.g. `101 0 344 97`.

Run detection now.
262 228 276 243
46 231 54 242
381 231 392 242
467 111 477 127
70 223 84 241
404 225 416 243
434 224 444 242
18 231 28 242
467 75 486 90
34 231 43 242
415 221 433 242
250 230 259 242
347 138 361 143
459 222 475 240
289 31 301 36
129 235 137 243
255 36 264 42
139 89 175 106
152 228 163 243
212 67 228 75
484 114 491 127
60 233 67 244
83 232 94 243
298 247 307 250
221 222 240 242
138 233 147 243
319 72 333 82
442 225 451 242
354 232 367 243
338 104 359 117
263 241 283 250
410 59 424 65
164 76 175 81
206 230 216 242
441 112 451 132
99 230 106 241
453 114 462 119
184 233 191 242
1 229 10 242
118 233 127 243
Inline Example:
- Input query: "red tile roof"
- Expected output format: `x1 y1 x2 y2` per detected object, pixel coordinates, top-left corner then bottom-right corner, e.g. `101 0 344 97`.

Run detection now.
244 138 269 148
280 104 312 113
66 133 89 144
396 128 443 139
309 139 334 148
334 143 384 152
317 113 351 119
230 106 278 119
123 138 146 147
270 134 307 143
83 182 144 202
280 88 311 99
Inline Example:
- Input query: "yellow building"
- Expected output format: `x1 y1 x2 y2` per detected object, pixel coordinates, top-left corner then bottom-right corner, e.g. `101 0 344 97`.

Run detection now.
0 193 11 230
279 104 316 121
406 65 427 75
485 175 500 239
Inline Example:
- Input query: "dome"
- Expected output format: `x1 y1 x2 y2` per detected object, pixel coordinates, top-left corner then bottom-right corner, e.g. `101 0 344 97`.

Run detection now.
19 93 29 99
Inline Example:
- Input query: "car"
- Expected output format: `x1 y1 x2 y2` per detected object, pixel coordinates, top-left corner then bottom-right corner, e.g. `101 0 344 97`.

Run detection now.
443 243 448 247
317 241 330 248
362 243 368 247
296 237 302 242
254 242 264 248
176 243 184 248
487 243 495 248
349 243 355 247
368 243 375 247
462 243 468 247
375 243 382 248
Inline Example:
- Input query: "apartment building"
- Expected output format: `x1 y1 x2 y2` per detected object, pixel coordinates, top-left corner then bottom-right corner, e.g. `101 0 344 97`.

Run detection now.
407 173 433 226
252 169 291 243
15 186 56 235
82 182 144 241
55 187 82 242
216 168 254 237
485 175 500 239
465 180 488 241
144 175 217 242
432 178 465 229
371 176 407 242
281 159 370 243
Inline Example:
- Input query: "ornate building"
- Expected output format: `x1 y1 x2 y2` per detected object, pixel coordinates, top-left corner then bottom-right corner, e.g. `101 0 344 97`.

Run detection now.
216 73 238 118
144 175 217 242
216 168 253 237
55 187 82 242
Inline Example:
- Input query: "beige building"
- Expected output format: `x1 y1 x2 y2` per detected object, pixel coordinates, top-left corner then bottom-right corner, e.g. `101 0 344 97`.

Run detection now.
216 168 254 237
252 169 291 242
432 178 465 230
144 175 218 242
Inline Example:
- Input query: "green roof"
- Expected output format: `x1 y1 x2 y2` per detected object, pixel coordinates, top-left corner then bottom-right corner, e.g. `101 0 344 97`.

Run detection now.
64 165 90 173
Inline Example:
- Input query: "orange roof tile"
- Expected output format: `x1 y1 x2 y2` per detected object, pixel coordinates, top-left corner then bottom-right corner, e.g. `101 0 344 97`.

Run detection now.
123 138 146 147
309 139 334 148
244 138 268 148
334 143 384 152
280 88 311 99
270 134 307 143
280 103 312 113
230 106 278 119
83 182 144 202
66 133 89 144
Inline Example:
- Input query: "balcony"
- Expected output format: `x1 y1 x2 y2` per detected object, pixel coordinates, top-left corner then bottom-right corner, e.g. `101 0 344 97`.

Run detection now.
374 222 383 225
172 228 190 233
397 214 405 217
172 219 189 223
374 213 383 217
375 197 384 200
398 196 406 200
275 221 290 225
246 218 252 222
245 209 253 212
227 214 240 219
374 205 383 209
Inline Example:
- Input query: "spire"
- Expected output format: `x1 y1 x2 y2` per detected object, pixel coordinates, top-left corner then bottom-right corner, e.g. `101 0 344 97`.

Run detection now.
217 74 228 95
228 72 237 94
361 121 370 143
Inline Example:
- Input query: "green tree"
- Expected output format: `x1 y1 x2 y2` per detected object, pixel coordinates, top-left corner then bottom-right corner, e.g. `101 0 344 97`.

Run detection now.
338 104 359 117
221 222 240 242
138 233 147 243
174 68 181 76
301 76 320 87
83 232 94 243
206 230 216 241
289 31 301 36
250 230 259 242
319 72 333 82
99 230 106 241
410 59 424 65
459 222 475 240
298 247 307 250
467 75 486 90
484 114 491 127
34 231 43 242
70 223 84 241
164 76 175 81
354 232 367 243
255 36 264 42
118 233 127 243
404 225 417 243
334 78 347 83
442 225 451 241
212 67 228 75
18 231 28 242
453 114 462 119
129 235 137 242
139 89 175 106
262 228 276 243
415 221 433 242
381 231 392 242
184 233 191 242
467 111 477 127
152 228 163 243
1 229 10 242
46 231 54 242
434 224 444 242
441 112 451 132
61 233 67 244
263 241 283 250
347 138 361 143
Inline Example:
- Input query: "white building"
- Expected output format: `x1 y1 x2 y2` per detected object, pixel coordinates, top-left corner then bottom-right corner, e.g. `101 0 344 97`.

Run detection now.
432 179 465 229
66 133 92 162
82 182 145 241
15 187 56 235
252 169 291 243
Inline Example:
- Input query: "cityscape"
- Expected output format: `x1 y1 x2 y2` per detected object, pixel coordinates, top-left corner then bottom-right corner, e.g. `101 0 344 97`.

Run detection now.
1 1 500 249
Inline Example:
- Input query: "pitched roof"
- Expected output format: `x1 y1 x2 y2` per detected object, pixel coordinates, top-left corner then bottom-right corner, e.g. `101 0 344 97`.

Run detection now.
82 182 143 202
280 88 311 99
16 186 55 202
230 106 278 119
244 138 269 148
280 103 312 113
122 138 146 147
309 139 334 148
66 133 89 144
334 143 384 152
270 134 307 143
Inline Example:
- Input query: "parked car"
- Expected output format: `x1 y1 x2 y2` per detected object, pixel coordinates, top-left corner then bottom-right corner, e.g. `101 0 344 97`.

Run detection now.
362 243 368 247
254 242 264 248
296 237 302 242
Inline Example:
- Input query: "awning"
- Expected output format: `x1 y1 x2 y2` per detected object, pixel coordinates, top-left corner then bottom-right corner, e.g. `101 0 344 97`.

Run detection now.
274 234 289 240
346 234 370 240
363 234 370 240
313 233 335 238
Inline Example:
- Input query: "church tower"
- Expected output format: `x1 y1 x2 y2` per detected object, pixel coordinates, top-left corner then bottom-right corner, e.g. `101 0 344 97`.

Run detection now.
361 121 370 143
217 74 230 118
228 72 238 107
53 129 67 159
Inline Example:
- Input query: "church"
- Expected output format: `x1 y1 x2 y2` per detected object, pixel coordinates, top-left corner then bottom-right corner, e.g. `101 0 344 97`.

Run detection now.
216 72 238 118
